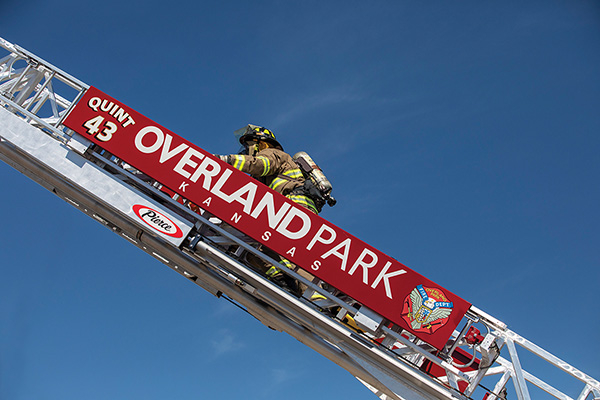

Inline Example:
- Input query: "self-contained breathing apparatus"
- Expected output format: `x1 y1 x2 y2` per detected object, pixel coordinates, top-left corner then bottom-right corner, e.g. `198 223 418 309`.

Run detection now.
292 151 336 213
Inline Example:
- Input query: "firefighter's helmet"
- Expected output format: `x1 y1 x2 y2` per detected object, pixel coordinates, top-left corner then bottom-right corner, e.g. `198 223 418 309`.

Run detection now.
234 124 283 150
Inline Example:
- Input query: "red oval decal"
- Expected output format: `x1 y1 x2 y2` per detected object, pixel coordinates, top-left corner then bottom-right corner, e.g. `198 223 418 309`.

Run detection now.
132 204 183 238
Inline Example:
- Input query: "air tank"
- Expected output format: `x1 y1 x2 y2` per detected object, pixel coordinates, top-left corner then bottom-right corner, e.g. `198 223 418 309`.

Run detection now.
293 151 335 207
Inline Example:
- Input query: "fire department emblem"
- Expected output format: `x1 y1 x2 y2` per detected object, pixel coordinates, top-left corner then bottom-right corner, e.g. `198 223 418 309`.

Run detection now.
401 285 453 334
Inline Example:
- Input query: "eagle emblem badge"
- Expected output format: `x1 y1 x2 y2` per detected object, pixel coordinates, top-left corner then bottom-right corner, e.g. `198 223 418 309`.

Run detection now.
401 285 453 334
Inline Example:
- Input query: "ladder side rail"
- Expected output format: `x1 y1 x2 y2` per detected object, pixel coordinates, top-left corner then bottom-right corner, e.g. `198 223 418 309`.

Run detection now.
495 350 596 400
11 75 85 129
4 65 89 107
495 356 575 400
1 81 87 143
0 37 88 90
13 44 89 89
505 330 600 390
385 277 600 400
498 330 600 400
0 37 88 133
191 239 463 400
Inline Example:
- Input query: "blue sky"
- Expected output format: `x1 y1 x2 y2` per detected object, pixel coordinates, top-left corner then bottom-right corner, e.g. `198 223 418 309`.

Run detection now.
1 1 599 399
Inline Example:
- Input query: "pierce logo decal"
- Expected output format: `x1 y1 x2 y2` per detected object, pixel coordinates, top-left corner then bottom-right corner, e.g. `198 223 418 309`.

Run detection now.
401 285 453 334
132 204 183 238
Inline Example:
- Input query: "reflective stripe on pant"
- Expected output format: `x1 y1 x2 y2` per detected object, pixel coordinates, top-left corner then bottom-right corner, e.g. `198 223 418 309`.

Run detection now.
266 257 294 277
286 193 318 214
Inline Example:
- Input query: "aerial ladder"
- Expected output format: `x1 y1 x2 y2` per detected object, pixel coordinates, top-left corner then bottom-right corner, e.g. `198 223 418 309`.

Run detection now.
0 37 598 400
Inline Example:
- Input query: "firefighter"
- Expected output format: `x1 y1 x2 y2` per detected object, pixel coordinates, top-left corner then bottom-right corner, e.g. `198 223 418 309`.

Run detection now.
216 125 318 213
215 125 318 294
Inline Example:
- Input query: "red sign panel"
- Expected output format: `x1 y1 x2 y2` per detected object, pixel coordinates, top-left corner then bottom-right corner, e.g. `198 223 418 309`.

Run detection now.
63 87 471 349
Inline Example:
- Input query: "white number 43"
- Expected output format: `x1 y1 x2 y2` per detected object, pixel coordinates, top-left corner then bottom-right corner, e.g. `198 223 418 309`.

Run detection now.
83 115 117 142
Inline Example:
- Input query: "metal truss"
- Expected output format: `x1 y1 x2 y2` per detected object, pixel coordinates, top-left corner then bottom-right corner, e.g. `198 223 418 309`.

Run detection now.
1 36 598 400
